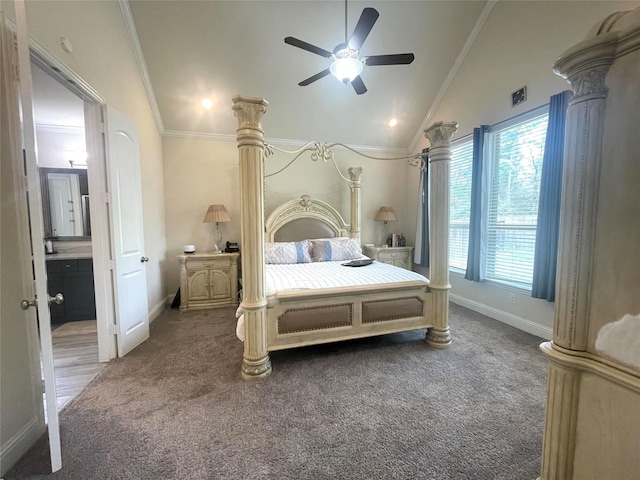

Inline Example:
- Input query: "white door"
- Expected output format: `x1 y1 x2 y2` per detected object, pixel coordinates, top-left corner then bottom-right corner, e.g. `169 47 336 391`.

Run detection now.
104 106 150 356
11 3 62 471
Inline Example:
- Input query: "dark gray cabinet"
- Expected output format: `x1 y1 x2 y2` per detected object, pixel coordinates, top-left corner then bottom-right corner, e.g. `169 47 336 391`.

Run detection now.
46 259 96 323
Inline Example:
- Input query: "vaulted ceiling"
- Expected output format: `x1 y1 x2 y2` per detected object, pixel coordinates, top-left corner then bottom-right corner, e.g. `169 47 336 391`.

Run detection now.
126 0 490 150
30 1 492 151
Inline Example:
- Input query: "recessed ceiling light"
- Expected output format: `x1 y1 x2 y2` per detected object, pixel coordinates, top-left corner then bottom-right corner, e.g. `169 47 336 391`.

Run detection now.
388 118 398 127
201 98 213 109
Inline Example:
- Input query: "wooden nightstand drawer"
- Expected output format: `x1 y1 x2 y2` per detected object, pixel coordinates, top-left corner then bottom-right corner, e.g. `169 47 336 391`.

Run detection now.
188 258 232 271
363 246 413 271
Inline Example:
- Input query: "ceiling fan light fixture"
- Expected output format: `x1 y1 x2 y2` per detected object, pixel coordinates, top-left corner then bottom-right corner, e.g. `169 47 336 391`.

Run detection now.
330 54 363 83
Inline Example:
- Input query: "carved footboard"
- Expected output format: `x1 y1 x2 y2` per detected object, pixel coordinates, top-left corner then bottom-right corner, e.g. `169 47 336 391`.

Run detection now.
266 282 433 351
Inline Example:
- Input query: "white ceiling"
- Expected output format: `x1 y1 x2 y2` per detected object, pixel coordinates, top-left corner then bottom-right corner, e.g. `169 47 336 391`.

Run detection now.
127 0 489 150
30 1 491 151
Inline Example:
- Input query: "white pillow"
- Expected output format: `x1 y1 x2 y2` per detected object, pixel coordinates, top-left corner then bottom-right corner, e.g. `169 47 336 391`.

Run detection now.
264 240 311 264
310 237 362 262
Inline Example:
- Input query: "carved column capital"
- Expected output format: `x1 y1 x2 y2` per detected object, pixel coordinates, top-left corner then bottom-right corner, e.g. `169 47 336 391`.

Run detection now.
424 121 459 150
553 33 616 102
232 96 269 144
567 66 610 99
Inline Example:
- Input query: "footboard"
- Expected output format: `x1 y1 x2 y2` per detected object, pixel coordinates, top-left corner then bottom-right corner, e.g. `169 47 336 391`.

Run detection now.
266 281 434 350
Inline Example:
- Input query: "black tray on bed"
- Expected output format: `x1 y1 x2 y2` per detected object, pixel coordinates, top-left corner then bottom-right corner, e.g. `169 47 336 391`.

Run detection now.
341 258 374 267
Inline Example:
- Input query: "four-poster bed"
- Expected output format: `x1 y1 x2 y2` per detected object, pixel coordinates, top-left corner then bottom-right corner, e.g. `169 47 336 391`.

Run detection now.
232 95 457 380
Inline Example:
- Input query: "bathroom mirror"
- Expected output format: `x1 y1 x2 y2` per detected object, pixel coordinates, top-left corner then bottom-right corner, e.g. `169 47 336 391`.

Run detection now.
40 167 91 239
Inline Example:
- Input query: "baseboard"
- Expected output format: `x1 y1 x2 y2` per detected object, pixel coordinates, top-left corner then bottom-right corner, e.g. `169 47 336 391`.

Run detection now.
0 417 43 477
148 295 172 324
450 294 553 340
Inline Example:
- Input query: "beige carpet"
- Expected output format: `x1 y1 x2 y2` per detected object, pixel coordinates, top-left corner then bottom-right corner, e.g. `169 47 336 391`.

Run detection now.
8 303 548 479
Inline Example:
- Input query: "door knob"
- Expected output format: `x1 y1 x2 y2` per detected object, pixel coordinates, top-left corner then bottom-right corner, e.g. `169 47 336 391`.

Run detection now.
20 293 64 310
140 256 149 263
20 298 37 310
48 293 64 305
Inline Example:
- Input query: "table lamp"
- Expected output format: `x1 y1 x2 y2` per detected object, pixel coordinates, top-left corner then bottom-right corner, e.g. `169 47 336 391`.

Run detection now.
203 204 231 253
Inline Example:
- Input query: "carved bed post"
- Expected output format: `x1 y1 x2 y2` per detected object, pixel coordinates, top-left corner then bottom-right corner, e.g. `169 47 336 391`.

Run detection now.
348 167 363 239
424 121 457 349
537 24 616 480
232 95 271 380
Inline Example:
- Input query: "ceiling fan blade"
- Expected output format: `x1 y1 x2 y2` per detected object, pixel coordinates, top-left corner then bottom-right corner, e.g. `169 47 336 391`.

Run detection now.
365 53 415 66
351 76 367 95
299 68 331 86
348 8 379 51
285 37 333 58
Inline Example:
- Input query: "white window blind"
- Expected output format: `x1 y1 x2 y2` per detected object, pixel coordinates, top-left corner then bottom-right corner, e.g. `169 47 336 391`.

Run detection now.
485 111 548 286
449 139 473 271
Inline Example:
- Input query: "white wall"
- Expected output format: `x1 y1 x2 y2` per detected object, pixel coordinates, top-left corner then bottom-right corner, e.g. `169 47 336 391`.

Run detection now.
35 127 86 168
408 1 640 339
23 0 167 313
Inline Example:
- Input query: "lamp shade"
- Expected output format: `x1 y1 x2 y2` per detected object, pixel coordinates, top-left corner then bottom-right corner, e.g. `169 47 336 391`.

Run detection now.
203 204 231 223
374 206 397 222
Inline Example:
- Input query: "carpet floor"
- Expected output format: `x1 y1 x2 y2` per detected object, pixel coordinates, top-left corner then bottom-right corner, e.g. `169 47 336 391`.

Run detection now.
7 303 548 479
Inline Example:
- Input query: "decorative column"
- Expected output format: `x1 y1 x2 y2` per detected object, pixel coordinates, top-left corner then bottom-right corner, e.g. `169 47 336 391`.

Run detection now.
551 36 615 351
348 166 363 239
424 121 458 349
538 28 617 480
232 95 271 380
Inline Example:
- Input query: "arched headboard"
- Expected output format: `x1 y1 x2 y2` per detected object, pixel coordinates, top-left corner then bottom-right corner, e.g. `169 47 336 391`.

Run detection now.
265 195 350 242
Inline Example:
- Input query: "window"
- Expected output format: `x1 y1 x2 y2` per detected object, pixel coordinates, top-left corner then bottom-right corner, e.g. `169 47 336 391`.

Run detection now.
450 106 549 289
485 108 548 286
449 139 473 271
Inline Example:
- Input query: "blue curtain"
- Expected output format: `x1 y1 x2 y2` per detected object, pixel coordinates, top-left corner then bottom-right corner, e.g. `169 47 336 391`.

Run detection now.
415 148 430 267
532 90 572 301
465 125 489 281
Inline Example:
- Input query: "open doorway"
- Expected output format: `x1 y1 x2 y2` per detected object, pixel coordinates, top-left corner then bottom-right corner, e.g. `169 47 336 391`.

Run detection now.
30 60 106 410
29 44 151 366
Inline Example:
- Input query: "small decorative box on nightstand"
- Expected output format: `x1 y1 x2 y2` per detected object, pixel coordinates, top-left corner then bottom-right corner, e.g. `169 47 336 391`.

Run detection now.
363 245 413 271
177 252 239 311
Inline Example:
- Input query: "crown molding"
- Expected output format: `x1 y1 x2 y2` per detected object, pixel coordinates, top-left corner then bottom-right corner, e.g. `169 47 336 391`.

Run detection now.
162 129 410 156
162 130 236 142
118 0 165 135
409 0 498 152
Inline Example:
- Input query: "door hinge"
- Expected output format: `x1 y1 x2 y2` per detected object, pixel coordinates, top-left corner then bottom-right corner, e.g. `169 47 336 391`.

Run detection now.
100 192 111 204
108 323 117 335
107 259 116 270
98 122 105 134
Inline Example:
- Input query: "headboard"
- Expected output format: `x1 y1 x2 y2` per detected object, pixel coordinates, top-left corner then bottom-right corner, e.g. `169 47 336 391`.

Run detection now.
265 195 350 242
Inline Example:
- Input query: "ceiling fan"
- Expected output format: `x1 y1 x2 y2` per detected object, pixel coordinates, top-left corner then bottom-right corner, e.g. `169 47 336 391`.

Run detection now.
284 2 415 95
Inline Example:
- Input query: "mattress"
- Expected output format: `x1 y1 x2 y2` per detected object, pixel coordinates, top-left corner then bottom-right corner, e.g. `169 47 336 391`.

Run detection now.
236 260 429 340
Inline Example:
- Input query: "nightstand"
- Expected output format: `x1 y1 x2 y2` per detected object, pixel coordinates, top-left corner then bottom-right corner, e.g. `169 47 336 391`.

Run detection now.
177 252 239 311
363 245 413 270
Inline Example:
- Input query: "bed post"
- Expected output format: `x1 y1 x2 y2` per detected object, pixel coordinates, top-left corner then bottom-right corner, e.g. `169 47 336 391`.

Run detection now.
424 121 457 348
232 95 272 380
348 167 363 239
